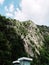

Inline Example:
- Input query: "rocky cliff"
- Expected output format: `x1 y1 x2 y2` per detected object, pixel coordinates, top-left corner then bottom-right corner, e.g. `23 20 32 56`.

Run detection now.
0 15 49 65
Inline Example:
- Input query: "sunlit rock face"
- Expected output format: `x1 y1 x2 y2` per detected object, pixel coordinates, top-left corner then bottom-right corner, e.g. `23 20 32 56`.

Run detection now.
20 20 44 57
14 20 44 57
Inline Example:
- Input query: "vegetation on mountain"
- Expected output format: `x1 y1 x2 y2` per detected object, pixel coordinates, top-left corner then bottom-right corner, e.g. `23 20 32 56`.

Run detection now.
0 15 49 65
0 15 27 65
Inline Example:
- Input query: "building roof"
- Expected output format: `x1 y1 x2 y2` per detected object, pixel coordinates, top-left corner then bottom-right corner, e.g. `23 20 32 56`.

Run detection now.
12 60 20 64
18 57 32 61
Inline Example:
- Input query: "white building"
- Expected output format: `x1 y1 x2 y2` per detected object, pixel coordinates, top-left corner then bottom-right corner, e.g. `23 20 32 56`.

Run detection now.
12 60 20 65
12 57 32 65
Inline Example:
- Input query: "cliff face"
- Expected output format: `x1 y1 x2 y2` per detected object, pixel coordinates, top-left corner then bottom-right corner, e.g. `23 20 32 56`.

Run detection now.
0 15 49 65
10 19 44 57
20 20 44 57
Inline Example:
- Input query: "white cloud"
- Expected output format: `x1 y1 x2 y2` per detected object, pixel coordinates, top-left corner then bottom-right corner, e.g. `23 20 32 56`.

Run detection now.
5 0 49 26
14 8 28 21
0 0 4 5
17 0 49 25
5 3 15 18
5 4 14 13
9 4 14 13
6 12 13 17
5 6 8 12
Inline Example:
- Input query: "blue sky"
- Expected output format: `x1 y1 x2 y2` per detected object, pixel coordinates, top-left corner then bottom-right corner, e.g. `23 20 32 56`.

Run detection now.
0 0 49 26
0 0 21 16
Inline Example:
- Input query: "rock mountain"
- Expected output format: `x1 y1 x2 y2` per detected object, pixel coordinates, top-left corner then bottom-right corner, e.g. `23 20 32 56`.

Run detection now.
0 15 49 65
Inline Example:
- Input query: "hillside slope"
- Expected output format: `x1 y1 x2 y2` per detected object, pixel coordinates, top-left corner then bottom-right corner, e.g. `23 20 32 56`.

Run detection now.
0 15 49 65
